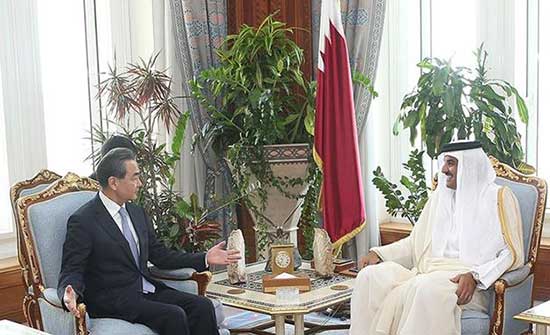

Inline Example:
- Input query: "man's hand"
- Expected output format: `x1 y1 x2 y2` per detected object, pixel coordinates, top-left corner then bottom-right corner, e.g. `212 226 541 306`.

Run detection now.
358 251 381 269
450 272 477 305
63 285 80 318
206 241 241 266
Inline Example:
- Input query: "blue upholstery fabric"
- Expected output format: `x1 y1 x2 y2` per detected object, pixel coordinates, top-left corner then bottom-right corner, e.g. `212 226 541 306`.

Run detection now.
88 318 158 335
28 191 97 289
38 297 78 335
499 264 531 286
495 177 537 262
501 275 533 335
42 288 62 308
149 266 195 280
461 310 490 335
19 183 52 198
157 278 198 295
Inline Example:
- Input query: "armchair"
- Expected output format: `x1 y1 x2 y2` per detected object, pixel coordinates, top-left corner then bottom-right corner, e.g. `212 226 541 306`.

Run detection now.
459 158 547 335
14 172 218 334
10 169 61 330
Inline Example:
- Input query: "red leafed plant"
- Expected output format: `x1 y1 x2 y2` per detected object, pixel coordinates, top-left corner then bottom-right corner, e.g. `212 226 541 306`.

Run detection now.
175 193 223 252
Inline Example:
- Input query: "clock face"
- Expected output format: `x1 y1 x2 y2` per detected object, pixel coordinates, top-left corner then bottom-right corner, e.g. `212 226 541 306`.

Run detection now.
275 251 291 269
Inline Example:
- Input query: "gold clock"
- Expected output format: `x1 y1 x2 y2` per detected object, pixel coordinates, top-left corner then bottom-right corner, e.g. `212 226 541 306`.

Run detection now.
270 244 294 275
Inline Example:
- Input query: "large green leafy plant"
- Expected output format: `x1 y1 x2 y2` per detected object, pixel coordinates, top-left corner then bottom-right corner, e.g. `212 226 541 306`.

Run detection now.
190 14 314 252
394 45 529 171
92 54 227 252
372 150 429 225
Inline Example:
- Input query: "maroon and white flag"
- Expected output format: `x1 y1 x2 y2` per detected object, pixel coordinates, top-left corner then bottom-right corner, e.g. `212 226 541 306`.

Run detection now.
314 0 366 250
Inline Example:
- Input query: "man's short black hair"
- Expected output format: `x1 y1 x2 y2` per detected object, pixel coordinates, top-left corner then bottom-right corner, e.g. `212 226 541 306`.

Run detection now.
100 135 136 156
96 148 136 188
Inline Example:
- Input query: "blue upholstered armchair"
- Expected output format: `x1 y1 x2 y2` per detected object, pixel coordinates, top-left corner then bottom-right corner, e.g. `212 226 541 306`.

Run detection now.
13 172 225 335
10 169 61 330
459 158 547 335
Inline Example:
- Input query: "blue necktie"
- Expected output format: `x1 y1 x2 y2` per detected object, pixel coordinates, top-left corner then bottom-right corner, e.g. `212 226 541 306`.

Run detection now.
119 207 155 293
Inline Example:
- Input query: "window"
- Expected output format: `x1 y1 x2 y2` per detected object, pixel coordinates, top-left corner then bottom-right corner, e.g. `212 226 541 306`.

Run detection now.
536 1 550 189
431 0 479 68
37 0 93 176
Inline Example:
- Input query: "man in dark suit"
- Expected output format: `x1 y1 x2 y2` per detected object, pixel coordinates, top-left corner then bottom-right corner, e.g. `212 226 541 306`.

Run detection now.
58 148 240 335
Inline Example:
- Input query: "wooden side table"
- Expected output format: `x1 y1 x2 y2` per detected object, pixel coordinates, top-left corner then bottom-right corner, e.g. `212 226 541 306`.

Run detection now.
514 300 550 334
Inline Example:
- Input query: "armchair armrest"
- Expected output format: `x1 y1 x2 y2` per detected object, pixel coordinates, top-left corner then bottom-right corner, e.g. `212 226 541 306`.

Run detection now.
149 266 196 280
489 270 534 335
40 288 88 335
42 288 63 308
148 266 212 296
499 264 531 287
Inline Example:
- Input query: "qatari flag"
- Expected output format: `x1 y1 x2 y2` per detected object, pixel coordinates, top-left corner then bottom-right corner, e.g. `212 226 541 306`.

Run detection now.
313 0 366 251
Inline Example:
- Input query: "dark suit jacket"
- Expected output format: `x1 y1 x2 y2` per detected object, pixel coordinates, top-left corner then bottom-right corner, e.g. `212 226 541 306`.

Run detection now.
57 194 207 319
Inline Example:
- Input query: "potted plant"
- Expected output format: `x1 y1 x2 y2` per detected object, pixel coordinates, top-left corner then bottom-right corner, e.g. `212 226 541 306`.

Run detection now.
190 14 315 257
375 45 531 226
394 45 530 172
90 54 232 252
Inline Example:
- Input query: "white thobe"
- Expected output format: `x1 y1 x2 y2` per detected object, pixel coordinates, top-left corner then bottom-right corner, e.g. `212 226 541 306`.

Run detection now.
350 187 524 335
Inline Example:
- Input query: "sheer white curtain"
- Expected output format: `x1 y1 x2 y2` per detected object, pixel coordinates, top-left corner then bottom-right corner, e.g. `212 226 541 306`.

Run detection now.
95 0 205 199
359 0 423 246
0 0 48 258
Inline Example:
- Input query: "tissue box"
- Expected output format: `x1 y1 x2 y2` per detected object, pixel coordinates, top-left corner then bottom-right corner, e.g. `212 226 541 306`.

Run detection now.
311 258 355 273
262 273 311 293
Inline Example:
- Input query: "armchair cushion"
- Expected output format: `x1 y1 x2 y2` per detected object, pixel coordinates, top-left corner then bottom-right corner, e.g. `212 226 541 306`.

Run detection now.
88 318 157 335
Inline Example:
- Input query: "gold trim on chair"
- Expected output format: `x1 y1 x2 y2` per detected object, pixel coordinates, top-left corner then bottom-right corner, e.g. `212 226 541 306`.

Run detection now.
191 271 213 296
10 169 62 330
16 172 99 334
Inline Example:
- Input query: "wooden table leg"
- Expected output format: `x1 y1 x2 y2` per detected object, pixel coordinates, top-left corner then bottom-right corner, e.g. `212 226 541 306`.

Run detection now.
536 324 548 335
294 314 304 335
274 315 285 335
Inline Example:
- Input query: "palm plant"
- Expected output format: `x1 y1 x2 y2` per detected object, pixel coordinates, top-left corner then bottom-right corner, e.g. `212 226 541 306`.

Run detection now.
92 53 226 252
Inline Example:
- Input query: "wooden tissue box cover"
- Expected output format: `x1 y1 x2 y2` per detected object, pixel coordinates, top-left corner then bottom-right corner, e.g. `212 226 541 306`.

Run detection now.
311 258 355 273
262 273 311 293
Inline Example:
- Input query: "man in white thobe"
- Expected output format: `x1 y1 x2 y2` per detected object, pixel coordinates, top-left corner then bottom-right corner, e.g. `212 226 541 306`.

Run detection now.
350 141 524 335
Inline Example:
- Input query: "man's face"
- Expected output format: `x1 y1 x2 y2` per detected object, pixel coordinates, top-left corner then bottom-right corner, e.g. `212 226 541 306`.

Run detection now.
110 160 142 202
441 155 458 190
